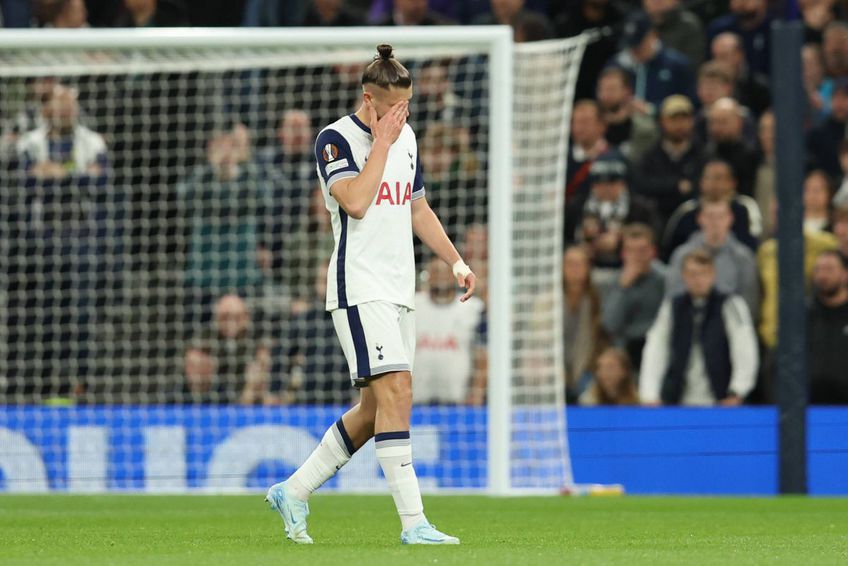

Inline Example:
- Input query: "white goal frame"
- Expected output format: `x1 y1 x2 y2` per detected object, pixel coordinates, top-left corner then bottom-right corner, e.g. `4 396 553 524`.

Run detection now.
0 27 515 494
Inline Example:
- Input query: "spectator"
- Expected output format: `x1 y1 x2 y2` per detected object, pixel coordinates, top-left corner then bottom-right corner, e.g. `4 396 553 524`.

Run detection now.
754 109 775 235
178 126 271 327
600 223 665 369
804 170 834 234
303 0 363 26
109 0 189 27
640 249 758 406
808 250 848 404
304 62 366 118
418 123 485 244
562 245 607 402
376 0 454 25
578 347 640 406
803 43 833 121
8 84 110 398
259 110 314 171
511 9 554 42
183 294 272 404
643 0 705 71
706 0 772 78
568 152 659 268
800 0 839 44
596 66 659 164
553 0 626 101
635 95 705 230
757 204 837 351
271 261 353 405
696 60 736 112
565 100 609 202
33 0 88 27
258 110 317 298
606 10 696 111
807 77 848 179
710 32 771 117
693 61 757 145
413 258 487 405
663 158 760 257
666 198 760 319
411 59 473 134
822 20 848 78
16 84 107 185
0 77 55 159
705 97 758 196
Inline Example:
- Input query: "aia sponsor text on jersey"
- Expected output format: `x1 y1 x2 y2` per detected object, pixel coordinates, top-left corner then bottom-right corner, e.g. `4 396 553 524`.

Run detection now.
376 181 412 206
417 335 459 351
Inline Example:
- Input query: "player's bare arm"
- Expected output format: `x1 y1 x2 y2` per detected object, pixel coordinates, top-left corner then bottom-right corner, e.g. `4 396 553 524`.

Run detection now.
329 99 408 219
411 196 476 302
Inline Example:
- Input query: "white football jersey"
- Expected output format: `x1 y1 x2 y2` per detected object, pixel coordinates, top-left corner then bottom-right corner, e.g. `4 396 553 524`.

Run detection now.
413 292 486 404
315 114 424 311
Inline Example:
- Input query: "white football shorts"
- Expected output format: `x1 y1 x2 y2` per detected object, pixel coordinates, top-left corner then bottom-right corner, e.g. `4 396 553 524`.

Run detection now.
330 300 416 387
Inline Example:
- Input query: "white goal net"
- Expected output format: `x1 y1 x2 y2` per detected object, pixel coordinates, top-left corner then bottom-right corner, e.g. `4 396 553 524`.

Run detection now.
0 29 588 493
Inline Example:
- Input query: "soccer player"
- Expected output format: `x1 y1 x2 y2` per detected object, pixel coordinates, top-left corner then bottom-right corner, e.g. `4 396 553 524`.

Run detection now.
266 44 476 545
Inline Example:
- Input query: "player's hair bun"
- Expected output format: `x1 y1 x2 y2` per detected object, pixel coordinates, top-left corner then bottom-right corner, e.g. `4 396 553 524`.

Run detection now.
362 43 411 88
376 44 394 61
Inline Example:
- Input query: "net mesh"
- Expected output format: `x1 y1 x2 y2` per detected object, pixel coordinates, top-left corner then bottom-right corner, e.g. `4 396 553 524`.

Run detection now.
0 33 587 492
511 38 587 489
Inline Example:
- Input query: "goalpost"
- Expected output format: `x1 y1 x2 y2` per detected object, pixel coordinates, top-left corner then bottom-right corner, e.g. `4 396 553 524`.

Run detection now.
0 28 590 494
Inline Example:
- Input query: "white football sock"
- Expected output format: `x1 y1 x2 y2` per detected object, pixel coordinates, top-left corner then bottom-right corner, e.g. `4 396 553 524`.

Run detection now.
375 431 426 531
286 418 354 501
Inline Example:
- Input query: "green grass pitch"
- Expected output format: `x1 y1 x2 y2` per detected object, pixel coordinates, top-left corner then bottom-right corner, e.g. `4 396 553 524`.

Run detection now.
1 495 847 565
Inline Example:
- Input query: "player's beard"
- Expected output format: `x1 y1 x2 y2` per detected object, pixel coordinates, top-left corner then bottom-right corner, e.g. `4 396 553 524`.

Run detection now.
816 283 843 299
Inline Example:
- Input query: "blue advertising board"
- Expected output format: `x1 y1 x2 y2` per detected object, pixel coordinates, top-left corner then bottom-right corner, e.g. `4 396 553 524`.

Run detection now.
0 406 845 494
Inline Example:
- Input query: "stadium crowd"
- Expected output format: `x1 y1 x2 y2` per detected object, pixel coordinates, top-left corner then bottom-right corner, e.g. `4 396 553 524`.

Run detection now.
0 0 847 408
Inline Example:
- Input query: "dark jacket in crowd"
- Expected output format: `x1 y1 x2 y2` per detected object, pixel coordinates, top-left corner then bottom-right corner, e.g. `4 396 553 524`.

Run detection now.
652 6 705 71
807 116 848 180
272 302 353 405
553 1 626 100
735 71 771 118
707 12 772 77
807 297 848 405
601 263 665 368
635 140 707 229
706 140 759 197
662 289 732 404
607 45 696 109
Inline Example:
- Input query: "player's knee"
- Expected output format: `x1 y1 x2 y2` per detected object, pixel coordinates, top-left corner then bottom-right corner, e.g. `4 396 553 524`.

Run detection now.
375 371 412 405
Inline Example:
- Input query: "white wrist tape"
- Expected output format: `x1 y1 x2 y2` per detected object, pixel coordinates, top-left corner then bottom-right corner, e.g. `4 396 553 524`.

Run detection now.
452 260 472 279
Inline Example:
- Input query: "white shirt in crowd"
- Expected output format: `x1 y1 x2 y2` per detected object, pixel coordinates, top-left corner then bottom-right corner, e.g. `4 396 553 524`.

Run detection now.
413 292 486 404
639 294 759 405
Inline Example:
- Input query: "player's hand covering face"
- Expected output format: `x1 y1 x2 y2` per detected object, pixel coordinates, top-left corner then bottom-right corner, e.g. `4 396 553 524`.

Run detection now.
367 98 409 146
